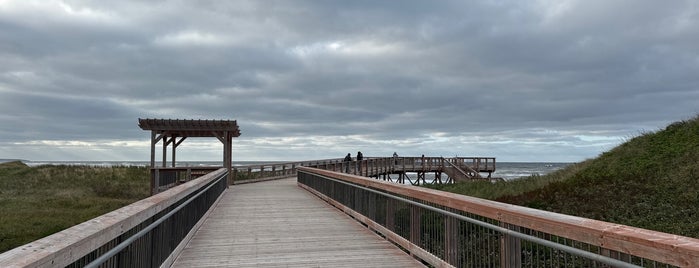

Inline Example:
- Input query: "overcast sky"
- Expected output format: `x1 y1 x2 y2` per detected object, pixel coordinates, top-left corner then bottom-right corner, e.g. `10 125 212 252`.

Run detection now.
1 1 697 163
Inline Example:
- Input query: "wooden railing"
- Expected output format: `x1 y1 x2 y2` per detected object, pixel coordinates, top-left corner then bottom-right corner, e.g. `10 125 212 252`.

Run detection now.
0 169 228 268
231 158 345 183
230 156 497 184
150 156 497 194
298 167 699 267
150 166 221 194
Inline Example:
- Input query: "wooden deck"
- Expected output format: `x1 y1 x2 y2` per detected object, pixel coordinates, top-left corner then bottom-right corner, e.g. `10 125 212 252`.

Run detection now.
171 178 424 267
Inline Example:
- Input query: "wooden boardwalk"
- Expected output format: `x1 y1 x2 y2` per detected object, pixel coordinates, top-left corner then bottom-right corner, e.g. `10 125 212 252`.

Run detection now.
171 178 424 267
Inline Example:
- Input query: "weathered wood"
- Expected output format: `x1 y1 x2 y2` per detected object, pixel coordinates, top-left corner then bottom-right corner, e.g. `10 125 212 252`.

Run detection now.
150 131 156 168
139 118 240 193
300 182 450 268
0 169 228 268
499 223 521 268
162 135 168 167
171 178 424 268
298 167 699 267
444 214 459 265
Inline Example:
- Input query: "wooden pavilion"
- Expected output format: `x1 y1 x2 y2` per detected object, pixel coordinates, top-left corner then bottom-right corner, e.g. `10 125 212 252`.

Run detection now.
138 118 240 194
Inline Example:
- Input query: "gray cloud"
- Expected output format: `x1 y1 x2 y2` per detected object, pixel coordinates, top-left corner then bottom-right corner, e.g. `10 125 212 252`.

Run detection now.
0 0 697 162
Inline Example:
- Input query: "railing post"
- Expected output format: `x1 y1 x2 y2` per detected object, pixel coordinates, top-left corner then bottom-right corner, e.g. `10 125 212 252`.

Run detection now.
386 197 395 231
445 213 459 266
410 204 422 250
500 223 522 268
154 168 160 195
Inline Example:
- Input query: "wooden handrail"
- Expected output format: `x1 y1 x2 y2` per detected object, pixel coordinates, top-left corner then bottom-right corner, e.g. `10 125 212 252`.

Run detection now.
0 169 228 268
298 167 699 267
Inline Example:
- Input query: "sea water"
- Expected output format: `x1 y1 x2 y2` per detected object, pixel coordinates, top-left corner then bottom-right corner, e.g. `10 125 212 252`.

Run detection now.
14 160 570 181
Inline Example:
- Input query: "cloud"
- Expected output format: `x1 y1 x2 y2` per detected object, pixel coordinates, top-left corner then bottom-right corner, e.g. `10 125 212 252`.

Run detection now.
0 0 697 162
153 31 237 47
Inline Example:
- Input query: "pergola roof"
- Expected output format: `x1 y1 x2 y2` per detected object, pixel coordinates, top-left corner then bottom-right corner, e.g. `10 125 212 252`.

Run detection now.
138 118 241 137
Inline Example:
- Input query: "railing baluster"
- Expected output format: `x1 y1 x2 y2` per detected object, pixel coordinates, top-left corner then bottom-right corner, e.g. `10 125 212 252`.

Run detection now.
296 167 690 268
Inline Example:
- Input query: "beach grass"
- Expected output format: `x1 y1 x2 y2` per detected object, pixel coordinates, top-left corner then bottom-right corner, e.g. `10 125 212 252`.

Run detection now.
0 161 149 253
426 161 591 200
428 115 699 238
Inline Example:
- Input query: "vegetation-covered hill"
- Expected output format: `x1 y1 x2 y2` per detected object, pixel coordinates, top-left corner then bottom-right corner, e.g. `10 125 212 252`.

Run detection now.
0 162 149 253
431 115 699 238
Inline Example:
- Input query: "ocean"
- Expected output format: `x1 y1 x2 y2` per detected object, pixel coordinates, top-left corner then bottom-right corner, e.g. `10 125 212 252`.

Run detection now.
7 160 571 181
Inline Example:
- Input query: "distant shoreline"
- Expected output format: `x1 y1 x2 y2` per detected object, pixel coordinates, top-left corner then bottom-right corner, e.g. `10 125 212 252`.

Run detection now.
0 159 26 163
5 160 571 180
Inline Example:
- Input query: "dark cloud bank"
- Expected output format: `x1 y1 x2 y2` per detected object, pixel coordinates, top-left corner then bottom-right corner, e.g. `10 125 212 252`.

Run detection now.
0 1 697 162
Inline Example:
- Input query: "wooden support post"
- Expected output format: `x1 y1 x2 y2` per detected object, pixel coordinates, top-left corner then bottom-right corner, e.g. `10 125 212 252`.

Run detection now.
171 135 177 167
152 168 160 195
150 131 156 168
445 214 459 265
170 136 186 168
386 198 395 231
500 223 522 268
149 131 156 195
162 135 168 167
410 205 422 249
224 131 233 185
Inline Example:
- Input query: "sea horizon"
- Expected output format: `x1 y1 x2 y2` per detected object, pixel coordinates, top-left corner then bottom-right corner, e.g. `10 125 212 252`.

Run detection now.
1 159 571 180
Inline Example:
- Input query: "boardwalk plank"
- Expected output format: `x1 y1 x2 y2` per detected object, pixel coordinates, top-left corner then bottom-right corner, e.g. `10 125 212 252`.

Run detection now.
171 178 424 268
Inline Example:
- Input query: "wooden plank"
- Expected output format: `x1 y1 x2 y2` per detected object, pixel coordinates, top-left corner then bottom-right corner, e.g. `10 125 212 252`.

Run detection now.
171 178 424 268
299 183 452 268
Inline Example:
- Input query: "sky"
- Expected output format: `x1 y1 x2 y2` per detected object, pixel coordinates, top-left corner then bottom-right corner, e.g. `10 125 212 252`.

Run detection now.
0 0 698 163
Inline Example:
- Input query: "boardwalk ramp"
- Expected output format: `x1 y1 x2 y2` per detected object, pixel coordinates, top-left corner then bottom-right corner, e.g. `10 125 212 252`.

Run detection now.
171 178 424 267
443 158 482 182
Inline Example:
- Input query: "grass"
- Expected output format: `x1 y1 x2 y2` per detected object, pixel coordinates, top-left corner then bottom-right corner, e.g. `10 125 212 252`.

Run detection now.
428 115 699 238
426 161 589 200
0 162 149 253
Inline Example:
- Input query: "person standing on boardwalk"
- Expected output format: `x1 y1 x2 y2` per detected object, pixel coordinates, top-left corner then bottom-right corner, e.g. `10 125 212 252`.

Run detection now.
393 152 398 165
356 151 364 174
343 153 352 173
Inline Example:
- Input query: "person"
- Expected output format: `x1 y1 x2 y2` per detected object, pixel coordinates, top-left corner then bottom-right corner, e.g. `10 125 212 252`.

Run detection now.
343 153 352 173
393 152 398 165
356 151 363 174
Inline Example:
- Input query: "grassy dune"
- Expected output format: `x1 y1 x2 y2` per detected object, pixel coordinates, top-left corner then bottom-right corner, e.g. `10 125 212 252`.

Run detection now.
429 115 699 238
0 162 149 253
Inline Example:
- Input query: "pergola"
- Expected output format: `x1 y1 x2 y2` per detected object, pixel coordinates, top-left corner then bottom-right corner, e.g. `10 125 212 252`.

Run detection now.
138 118 240 191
